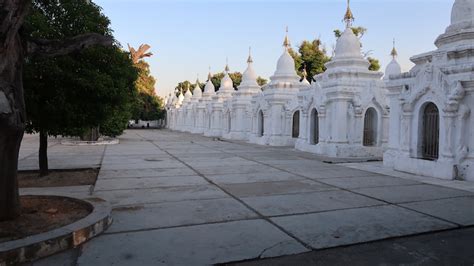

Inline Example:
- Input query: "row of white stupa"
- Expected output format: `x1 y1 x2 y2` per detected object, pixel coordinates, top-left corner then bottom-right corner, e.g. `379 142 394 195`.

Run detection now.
165 0 474 182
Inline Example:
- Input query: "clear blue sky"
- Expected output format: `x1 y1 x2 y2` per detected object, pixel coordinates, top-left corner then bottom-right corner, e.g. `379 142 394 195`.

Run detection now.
94 0 453 97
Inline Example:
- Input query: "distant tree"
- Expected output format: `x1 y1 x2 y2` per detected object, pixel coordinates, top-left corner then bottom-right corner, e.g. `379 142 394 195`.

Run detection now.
367 57 381 71
333 26 380 71
289 39 331 81
175 73 267 95
23 0 137 176
128 44 165 121
257 77 268 87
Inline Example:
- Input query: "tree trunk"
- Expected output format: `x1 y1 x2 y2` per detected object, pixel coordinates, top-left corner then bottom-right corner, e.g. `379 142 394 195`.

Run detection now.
0 0 29 221
0 126 23 221
39 131 48 177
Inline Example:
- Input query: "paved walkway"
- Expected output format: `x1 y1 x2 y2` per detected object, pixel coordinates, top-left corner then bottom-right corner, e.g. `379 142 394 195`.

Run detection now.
20 130 474 265
230 227 474 266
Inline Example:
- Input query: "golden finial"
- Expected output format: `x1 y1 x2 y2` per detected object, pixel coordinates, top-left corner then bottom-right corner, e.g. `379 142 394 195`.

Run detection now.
247 47 253 64
283 26 291 48
391 38 398 59
344 0 355 28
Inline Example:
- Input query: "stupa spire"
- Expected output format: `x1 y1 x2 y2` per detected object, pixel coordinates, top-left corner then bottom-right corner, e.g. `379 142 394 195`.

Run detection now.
283 26 291 49
247 47 253 64
390 38 398 59
207 66 212 81
225 58 230 73
344 0 355 28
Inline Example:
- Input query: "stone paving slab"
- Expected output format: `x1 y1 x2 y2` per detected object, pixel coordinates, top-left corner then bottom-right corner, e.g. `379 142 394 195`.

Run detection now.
318 175 422 189
101 155 173 165
230 227 474 266
195 165 282 175
352 184 474 204
100 161 185 170
271 205 456 249
221 180 337 198
94 175 209 191
242 190 385 217
94 184 229 207
107 198 258 233
77 220 309 266
401 197 474 226
206 172 305 185
98 167 196 179
186 159 261 168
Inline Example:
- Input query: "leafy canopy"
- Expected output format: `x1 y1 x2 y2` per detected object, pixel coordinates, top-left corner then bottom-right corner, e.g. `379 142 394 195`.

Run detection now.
23 0 138 138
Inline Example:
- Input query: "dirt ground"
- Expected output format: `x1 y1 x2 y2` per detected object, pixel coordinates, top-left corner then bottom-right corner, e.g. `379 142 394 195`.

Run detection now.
18 169 99 188
0 196 92 243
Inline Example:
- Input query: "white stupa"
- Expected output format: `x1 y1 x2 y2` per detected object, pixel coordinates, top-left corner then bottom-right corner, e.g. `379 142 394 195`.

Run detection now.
384 39 402 80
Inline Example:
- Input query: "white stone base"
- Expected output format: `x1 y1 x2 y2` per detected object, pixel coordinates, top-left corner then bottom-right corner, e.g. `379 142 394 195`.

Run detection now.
267 136 297 147
383 151 457 180
296 141 383 159
204 129 222 138
222 131 249 141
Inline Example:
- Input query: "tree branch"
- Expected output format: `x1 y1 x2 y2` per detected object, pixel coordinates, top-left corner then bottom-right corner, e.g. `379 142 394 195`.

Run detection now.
26 33 113 58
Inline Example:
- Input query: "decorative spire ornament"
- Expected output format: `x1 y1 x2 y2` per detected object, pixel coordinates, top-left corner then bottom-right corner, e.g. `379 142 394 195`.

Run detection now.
247 47 253 64
225 58 230 73
195 75 200 89
208 66 212 81
390 38 398 59
344 0 355 28
283 26 291 49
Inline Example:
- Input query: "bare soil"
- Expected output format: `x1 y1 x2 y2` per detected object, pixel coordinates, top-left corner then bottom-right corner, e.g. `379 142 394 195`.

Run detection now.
18 168 99 188
0 196 92 243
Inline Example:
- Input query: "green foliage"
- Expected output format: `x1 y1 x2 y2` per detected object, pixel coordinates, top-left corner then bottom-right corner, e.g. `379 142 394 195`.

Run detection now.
367 57 381 71
133 92 165 121
289 39 330 81
129 46 165 122
23 0 138 138
135 61 157 96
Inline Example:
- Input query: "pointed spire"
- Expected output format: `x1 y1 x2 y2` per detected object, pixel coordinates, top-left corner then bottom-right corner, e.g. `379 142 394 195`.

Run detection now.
207 66 212 81
247 47 253 64
225 58 230 73
283 26 291 49
344 0 355 28
390 38 398 59
301 65 310 85
195 75 201 91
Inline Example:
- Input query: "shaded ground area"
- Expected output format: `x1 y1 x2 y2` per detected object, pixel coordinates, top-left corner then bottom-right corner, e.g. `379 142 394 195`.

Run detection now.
18 169 99 188
16 130 474 265
228 227 474 266
0 196 91 243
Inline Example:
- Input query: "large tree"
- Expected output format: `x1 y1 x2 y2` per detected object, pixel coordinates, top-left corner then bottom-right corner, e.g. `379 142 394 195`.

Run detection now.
23 0 138 176
0 0 112 221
